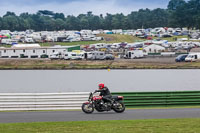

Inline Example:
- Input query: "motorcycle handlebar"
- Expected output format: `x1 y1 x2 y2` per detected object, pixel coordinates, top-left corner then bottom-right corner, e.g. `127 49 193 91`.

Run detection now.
93 91 98 93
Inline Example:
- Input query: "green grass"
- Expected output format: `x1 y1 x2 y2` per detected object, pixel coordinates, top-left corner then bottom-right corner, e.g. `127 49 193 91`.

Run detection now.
97 34 137 43
0 44 13 48
39 41 103 47
2 60 200 70
1 118 200 133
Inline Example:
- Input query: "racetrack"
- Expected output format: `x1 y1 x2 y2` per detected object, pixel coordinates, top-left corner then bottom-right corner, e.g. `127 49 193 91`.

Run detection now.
1 108 200 123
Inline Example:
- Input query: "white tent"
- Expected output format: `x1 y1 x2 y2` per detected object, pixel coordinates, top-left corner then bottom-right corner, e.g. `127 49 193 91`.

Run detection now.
143 44 165 53
11 44 41 48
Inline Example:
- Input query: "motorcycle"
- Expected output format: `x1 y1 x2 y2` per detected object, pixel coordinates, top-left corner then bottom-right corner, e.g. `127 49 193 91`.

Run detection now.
82 92 125 114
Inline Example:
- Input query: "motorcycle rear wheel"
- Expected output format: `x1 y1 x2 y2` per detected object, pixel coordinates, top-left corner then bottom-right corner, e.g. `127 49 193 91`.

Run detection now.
113 101 125 113
82 103 94 114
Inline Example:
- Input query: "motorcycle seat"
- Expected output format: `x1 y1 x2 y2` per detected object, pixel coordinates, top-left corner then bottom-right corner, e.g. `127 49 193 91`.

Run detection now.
111 95 119 100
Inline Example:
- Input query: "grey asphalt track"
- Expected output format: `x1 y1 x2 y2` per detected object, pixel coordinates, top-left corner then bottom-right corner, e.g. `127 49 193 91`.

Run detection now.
1 108 200 123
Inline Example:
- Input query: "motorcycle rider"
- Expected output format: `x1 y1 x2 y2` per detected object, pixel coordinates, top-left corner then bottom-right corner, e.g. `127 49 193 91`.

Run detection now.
95 83 113 104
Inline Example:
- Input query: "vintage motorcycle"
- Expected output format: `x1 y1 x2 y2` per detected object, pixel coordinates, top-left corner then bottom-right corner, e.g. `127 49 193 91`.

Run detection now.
82 92 125 114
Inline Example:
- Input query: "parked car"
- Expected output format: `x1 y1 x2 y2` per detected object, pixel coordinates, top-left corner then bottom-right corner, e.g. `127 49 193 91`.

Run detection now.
40 54 49 58
175 54 188 62
104 54 115 60
161 34 172 38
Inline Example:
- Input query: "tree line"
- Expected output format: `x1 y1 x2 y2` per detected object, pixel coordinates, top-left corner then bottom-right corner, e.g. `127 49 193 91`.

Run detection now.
0 0 199 31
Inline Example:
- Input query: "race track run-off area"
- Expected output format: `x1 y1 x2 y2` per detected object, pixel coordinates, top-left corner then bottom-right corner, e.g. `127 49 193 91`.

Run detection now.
1 108 200 123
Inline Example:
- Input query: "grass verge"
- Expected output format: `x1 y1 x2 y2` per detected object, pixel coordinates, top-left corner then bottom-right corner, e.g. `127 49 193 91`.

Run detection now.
1 59 200 69
0 118 200 133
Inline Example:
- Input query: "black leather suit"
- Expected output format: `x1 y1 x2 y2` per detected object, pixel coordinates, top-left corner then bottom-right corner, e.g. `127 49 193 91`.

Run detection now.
96 87 112 103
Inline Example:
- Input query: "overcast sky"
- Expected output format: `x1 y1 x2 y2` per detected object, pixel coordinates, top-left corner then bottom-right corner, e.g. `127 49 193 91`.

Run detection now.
0 0 171 16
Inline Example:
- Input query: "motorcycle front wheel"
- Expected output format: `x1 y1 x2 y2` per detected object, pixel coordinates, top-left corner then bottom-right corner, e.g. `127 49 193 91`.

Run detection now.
82 103 94 114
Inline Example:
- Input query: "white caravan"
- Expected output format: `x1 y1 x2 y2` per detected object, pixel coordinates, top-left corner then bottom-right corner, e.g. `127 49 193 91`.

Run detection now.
185 53 200 62
86 51 114 60
64 52 84 60
84 52 93 60
1 39 12 45
125 50 144 59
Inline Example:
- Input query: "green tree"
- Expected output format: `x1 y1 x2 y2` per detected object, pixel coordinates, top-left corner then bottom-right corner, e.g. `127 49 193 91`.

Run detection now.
66 15 80 30
54 13 65 20
37 10 54 16
78 14 89 29
104 13 113 30
0 17 3 30
2 16 19 31
187 0 200 29
168 0 186 10
55 18 65 30
92 16 101 30
3 11 16 17
168 0 191 28
112 13 125 29
2 0 200 31
151 8 169 28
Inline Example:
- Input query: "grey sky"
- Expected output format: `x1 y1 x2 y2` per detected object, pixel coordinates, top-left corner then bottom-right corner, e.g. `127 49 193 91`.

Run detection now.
0 0 171 16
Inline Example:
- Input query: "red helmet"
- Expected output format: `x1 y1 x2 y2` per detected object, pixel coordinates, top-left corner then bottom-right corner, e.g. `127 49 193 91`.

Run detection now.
98 83 104 90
